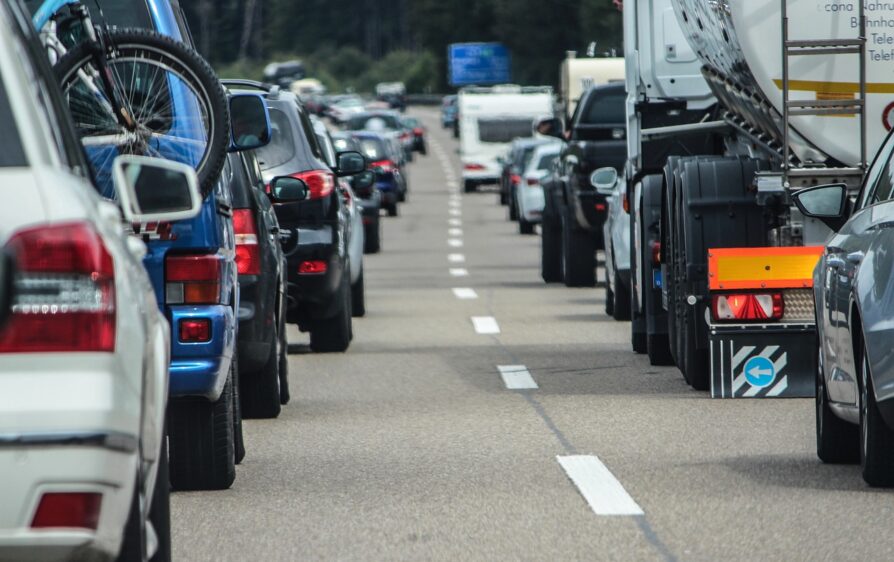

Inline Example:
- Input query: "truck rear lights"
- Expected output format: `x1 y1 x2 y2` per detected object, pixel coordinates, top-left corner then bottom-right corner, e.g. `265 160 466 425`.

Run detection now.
464 163 486 171
371 159 396 173
179 318 211 343
650 241 662 265
232 209 260 275
0 223 115 353
712 293 784 322
291 170 335 199
31 492 101 530
298 260 327 275
165 254 223 304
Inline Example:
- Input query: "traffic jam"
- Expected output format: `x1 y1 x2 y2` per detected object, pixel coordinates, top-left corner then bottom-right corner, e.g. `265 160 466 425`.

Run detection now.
2 0 894 560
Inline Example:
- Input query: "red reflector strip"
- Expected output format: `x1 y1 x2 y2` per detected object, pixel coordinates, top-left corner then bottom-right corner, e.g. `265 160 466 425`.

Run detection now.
31 492 102 530
298 260 328 275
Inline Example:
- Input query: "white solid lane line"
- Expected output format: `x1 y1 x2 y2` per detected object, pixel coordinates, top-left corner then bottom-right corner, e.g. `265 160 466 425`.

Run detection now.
471 316 500 334
449 228 463 237
448 239 463 247
448 253 465 263
556 455 644 516
449 268 469 277
498 365 538 390
452 288 478 300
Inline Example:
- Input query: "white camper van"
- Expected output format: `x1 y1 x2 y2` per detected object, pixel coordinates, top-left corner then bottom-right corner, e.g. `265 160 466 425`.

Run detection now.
458 85 554 192
560 53 624 120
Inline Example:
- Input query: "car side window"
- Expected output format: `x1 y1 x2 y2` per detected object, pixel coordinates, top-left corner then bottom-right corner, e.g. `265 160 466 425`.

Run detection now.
860 132 894 208
296 102 325 160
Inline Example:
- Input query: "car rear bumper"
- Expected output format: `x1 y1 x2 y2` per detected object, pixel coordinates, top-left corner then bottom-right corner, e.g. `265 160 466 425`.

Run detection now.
169 304 234 400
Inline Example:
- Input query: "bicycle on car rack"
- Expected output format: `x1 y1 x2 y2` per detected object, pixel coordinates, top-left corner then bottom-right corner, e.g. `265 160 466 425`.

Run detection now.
30 0 228 196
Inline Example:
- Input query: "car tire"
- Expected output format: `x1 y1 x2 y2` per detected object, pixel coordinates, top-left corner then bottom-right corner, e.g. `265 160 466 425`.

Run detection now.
499 191 508 206
148 427 171 562
816 347 858 464
278 302 290 406
116 475 145 562
309 273 352 353
860 346 894 486
398 189 406 203
604 283 615 317
464 180 476 193
168 375 236 491
562 216 596 287
509 192 519 221
541 212 563 283
364 220 381 254
647 334 673 365
612 269 631 321
240 327 282 419
352 268 366 318
231 356 245 464
519 218 535 235
387 203 398 217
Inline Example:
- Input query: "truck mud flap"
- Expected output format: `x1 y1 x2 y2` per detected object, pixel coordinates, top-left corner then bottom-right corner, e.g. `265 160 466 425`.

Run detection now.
709 324 815 398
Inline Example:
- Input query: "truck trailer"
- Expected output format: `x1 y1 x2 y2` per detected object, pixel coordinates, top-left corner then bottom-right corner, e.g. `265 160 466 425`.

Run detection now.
625 0 893 397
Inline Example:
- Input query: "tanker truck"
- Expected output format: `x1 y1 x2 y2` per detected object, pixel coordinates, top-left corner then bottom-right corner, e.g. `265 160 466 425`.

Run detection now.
624 0 890 397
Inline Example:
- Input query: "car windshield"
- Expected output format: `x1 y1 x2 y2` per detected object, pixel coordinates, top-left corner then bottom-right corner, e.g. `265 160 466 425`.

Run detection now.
347 114 401 131
478 118 533 143
0 73 26 167
357 138 387 161
254 108 296 170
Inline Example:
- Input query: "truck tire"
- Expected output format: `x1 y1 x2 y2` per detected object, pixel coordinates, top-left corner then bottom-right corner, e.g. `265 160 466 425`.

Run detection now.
240 326 282 419
168 375 236 491
310 272 352 353
562 216 596 287
860 345 894 486
816 348 858 464
673 156 767 389
541 212 563 283
634 174 671 363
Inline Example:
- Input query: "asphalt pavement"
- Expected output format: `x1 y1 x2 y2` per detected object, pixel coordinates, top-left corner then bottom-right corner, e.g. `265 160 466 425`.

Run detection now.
171 109 894 561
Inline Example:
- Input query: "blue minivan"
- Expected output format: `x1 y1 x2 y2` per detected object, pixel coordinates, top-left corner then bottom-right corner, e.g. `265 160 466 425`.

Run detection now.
25 0 272 491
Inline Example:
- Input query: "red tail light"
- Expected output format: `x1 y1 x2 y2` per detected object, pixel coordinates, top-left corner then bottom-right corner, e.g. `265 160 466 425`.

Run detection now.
298 260 328 275
526 177 540 186
31 492 102 530
371 159 396 173
712 293 784 322
464 163 486 171
232 209 260 275
166 254 223 304
595 203 607 212
650 241 661 265
179 318 211 343
510 174 521 185
0 223 115 353
292 170 335 199
413 127 424 135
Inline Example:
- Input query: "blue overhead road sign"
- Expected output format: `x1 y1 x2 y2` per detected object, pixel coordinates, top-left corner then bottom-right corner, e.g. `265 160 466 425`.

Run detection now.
448 43 511 86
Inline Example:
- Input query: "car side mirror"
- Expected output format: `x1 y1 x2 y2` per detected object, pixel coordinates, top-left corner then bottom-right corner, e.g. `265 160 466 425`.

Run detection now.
335 150 366 177
351 170 376 191
229 93 272 151
269 176 309 202
112 155 202 223
792 183 849 231
590 167 619 195
535 116 564 139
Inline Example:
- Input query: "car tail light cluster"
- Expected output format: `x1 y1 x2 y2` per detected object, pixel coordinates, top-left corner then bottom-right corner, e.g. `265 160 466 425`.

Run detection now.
298 260 327 275
0 223 115 353
526 177 540 186
166 254 223 305
291 170 335 199
372 159 396 173
510 174 521 185
712 293 784 322
31 492 102 530
464 163 486 171
233 209 260 276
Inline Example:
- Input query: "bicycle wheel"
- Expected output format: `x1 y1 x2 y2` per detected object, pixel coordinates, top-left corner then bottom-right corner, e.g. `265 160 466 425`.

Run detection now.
54 29 229 197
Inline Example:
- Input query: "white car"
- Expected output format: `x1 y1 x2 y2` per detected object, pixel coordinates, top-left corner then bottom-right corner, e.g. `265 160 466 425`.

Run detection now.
514 143 562 234
0 3 200 559
327 96 365 124
593 168 632 321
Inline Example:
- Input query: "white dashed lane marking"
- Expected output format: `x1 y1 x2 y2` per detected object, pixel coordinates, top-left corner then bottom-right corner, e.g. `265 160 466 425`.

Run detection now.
452 288 478 300
448 239 463 248
448 253 465 263
557 455 644 517
448 228 463 237
449 209 462 216
498 365 538 390
471 316 500 334
449 268 469 277
448 218 462 227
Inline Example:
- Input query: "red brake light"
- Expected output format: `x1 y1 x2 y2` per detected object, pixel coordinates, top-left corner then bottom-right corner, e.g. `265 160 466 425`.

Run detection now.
371 159 396 173
595 203 607 212
510 174 521 185
166 254 223 304
712 293 784 322
413 127 424 135
526 177 539 186
0 223 115 353
298 260 328 275
232 209 261 276
291 170 335 199
179 318 211 343
464 163 486 171
31 492 102 530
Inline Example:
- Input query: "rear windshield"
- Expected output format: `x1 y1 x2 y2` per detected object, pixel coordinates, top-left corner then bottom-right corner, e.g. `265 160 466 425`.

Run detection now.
332 137 354 152
357 138 387 161
255 108 296 170
536 153 558 170
581 93 625 125
478 118 533 144
347 114 401 131
24 0 152 29
0 74 26 167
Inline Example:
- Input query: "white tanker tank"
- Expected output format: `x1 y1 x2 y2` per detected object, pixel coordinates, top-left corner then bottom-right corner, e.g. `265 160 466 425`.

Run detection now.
672 0 894 168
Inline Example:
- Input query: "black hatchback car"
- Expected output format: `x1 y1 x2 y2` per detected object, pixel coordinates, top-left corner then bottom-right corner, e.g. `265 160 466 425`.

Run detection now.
226 81 365 353
231 151 289 418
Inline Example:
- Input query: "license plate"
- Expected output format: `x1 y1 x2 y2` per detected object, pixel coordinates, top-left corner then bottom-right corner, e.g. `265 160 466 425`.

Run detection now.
652 269 662 289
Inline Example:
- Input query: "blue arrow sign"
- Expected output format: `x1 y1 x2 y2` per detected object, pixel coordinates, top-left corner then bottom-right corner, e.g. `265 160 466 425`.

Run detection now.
743 355 776 388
